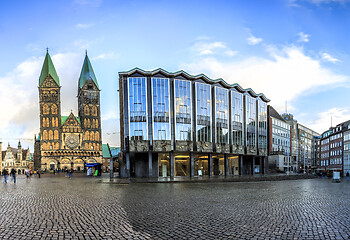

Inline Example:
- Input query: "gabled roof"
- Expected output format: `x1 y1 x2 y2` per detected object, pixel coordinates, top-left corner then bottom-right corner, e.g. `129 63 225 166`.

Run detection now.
119 67 270 102
39 51 60 87
61 114 81 126
79 54 99 89
102 144 111 158
269 106 286 122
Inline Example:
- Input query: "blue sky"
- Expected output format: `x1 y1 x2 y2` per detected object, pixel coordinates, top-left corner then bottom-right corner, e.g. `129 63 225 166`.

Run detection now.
1 0 350 150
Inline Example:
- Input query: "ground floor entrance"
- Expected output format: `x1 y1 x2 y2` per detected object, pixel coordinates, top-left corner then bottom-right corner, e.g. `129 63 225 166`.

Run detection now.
121 152 267 178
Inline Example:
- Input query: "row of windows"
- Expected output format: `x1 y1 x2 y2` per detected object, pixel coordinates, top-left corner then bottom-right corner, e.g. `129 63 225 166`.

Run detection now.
84 105 98 116
42 130 59 140
330 133 342 141
321 153 329 158
272 128 290 138
321 145 329 151
272 138 290 147
84 119 99 129
272 118 290 130
321 138 329 145
320 158 342 166
43 104 58 115
127 78 267 148
330 141 342 149
42 117 59 128
330 150 342 156
42 142 60 150
344 132 350 142
84 131 100 141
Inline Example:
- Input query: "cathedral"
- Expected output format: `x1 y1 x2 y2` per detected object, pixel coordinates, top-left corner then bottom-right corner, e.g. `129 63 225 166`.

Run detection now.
34 51 102 172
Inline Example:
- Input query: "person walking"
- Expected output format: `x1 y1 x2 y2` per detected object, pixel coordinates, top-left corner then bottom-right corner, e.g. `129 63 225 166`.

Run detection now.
2 168 9 183
346 172 349 181
10 168 16 183
37 170 41 178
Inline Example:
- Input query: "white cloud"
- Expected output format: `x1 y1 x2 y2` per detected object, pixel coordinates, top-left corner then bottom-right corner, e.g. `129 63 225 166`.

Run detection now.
247 35 263 45
306 107 350 133
298 32 310 42
181 44 348 113
92 52 117 60
191 41 237 57
76 23 94 29
321 52 340 63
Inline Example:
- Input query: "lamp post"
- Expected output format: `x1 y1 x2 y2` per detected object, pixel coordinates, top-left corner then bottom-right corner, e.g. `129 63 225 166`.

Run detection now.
303 135 306 174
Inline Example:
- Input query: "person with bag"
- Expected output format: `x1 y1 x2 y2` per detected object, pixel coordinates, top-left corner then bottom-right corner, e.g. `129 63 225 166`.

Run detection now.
10 168 16 183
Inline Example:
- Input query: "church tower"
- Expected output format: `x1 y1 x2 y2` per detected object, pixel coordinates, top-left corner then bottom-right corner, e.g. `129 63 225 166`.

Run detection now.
78 53 102 152
38 50 62 152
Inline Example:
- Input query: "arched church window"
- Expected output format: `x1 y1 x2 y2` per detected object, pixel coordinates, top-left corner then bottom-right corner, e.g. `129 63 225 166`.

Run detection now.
84 105 90 115
90 132 94 141
49 130 53 140
95 132 99 141
51 104 58 114
43 104 49 115
85 131 89 141
91 106 97 116
43 130 48 140
54 130 59 140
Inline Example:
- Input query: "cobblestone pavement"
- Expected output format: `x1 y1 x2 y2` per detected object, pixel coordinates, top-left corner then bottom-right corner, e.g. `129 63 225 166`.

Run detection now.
1 175 350 239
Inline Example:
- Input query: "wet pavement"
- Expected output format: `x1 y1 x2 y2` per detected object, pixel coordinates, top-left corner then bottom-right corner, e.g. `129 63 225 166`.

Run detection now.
0 174 350 239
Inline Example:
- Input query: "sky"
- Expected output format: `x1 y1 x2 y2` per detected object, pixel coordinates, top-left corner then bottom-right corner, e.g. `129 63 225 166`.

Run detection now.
1 0 350 151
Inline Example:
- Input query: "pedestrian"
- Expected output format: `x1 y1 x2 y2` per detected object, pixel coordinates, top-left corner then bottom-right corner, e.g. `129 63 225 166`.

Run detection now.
10 168 16 183
53 169 56 175
346 172 349 181
2 168 9 183
37 170 41 178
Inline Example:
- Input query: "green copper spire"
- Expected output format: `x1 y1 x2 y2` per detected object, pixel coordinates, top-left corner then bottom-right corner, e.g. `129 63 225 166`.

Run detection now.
39 50 60 87
79 53 99 89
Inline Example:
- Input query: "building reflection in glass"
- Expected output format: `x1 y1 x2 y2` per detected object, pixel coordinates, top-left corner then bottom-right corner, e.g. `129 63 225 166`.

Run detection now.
215 87 229 144
152 78 170 140
128 77 147 141
246 95 257 149
196 83 211 142
174 79 192 141
231 91 244 147
258 99 267 151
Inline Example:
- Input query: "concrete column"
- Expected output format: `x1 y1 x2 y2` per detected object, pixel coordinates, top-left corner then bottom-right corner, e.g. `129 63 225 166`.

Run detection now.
190 152 194 177
208 153 213 176
259 157 263 174
224 154 229 176
126 152 130 178
170 152 175 177
239 155 243 176
148 152 153 178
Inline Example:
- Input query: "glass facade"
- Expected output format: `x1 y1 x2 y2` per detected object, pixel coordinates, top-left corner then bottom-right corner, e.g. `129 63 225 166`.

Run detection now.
196 83 211 142
174 79 192 141
128 77 147 140
175 154 190 176
152 78 170 140
245 95 257 148
215 87 229 144
258 100 267 149
231 91 244 146
194 154 209 176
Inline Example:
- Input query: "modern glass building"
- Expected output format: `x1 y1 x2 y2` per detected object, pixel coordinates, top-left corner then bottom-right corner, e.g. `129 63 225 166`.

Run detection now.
119 68 270 178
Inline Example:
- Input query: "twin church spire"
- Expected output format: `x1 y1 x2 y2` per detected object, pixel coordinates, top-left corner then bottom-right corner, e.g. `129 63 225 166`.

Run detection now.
38 50 99 89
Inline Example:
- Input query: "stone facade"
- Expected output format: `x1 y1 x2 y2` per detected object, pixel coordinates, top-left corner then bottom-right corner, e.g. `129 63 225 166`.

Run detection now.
1 141 32 174
35 52 102 172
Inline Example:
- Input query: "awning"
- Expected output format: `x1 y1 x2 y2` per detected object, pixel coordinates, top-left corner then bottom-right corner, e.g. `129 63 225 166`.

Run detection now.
86 163 101 167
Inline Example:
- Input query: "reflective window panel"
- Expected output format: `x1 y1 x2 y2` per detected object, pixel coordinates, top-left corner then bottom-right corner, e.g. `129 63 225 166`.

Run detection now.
215 87 229 144
174 79 192 141
231 91 244 146
196 83 211 142
152 78 171 140
245 95 256 148
128 77 147 140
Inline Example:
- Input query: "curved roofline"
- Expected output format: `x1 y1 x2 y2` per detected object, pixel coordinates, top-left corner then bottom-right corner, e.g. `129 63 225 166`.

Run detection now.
119 67 270 102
